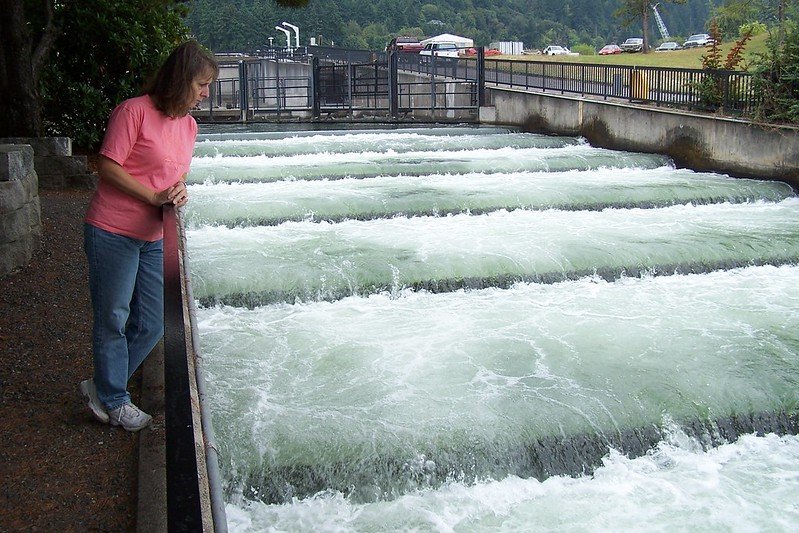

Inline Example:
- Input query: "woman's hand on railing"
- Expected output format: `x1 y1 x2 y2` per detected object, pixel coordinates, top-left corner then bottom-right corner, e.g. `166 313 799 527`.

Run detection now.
153 181 189 207
167 181 189 207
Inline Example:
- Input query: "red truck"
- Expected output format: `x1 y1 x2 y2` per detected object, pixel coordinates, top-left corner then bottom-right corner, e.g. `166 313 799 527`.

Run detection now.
385 36 425 53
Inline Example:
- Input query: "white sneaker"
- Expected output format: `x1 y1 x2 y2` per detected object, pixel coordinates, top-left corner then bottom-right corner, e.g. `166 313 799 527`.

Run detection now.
80 379 109 424
107 402 152 432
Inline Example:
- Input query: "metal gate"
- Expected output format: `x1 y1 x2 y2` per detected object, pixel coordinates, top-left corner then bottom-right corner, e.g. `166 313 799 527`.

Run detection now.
196 47 483 122
313 50 482 120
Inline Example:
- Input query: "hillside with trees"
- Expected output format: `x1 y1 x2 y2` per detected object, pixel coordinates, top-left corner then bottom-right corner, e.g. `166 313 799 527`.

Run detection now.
2 0 796 148
185 0 718 52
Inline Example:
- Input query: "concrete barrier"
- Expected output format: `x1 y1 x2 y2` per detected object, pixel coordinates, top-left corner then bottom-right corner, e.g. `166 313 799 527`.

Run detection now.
0 144 41 277
0 136 96 189
484 87 799 188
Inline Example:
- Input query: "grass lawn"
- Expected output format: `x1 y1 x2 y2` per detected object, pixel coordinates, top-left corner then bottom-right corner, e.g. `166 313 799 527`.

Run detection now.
500 33 770 70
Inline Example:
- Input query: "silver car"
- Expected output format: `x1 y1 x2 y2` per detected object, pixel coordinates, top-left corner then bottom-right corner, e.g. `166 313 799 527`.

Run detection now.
683 33 715 48
656 41 682 52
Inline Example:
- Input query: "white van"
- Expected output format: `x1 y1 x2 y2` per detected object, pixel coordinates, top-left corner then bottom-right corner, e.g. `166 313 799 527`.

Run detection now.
419 42 460 59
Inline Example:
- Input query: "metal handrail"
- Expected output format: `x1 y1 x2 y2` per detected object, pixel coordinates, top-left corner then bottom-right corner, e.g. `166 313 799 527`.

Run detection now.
483 58 758 114
163 205 228 532
198 46 759 121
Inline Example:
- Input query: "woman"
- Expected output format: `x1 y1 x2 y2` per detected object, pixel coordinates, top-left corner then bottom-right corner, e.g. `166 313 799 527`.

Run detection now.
80 41 218 432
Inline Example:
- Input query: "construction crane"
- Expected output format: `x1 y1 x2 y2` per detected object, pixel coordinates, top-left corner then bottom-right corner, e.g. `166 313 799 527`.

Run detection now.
652 3 671 40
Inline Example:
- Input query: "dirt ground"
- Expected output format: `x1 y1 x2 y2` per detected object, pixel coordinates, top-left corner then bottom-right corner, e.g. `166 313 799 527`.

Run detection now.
0 188 138 532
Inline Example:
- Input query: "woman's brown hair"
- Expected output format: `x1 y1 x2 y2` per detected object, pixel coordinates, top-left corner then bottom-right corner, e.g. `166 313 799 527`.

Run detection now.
144 40 219 118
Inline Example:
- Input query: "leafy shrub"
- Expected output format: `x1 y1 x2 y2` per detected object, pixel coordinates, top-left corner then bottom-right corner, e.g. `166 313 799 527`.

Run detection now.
740 21 767 37
40 1 190 150
570 44 595 56
751 21 799 124
695 19 753 112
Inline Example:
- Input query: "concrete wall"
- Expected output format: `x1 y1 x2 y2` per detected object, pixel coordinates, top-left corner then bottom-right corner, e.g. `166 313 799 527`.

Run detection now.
0 137 95 189
0 145 41 277
209 60 312 115
483 87 799 188
395 71 477 120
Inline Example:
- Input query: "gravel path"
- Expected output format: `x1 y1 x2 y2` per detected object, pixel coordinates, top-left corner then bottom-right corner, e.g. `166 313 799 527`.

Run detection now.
0 188 138 531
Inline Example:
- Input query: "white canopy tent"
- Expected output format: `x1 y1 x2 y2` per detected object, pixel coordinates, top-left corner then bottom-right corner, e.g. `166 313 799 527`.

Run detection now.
420 33 474 48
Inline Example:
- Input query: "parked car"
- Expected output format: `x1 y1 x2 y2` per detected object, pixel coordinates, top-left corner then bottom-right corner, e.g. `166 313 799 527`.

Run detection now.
620 38 644 52
420 42 460 58
419 41 460 66
598 44 622 55
683 33 715 48
656 41 682 52
543 45 570 56
385 36 424 53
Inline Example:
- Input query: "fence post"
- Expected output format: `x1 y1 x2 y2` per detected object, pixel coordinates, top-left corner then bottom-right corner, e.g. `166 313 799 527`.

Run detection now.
274 58 281 114
477 47 485 107
311 56 320 119
389 51 399 117
208 82 216 120
347 61 354 117
722 72 731 113
238 60 248 122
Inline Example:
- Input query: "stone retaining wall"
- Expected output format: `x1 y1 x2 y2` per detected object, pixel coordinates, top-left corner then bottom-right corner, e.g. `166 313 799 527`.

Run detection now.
0 145 41 277
0 137 96 189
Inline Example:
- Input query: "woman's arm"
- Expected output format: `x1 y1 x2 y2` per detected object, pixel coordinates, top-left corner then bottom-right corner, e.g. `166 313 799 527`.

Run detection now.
97 155 186 206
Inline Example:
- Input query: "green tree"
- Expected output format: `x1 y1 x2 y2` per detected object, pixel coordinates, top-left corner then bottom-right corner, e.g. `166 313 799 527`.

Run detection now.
0 0 58 138
362 23 391 51
615 0 687 52
181 0 718 52
340 21 369 49
714 0 762 36
40 1 191 148
0 0 189 142
752 17 799 122
1 0 308 145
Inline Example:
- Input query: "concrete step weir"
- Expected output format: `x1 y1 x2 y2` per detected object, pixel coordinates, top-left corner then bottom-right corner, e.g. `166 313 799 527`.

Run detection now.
166 124 799 530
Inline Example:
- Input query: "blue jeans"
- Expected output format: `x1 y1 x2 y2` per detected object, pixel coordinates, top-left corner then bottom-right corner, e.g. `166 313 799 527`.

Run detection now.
84 224 164 410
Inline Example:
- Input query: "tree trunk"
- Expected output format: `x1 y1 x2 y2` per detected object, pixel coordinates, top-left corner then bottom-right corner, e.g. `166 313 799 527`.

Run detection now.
0 1 41 137
0 0 56 138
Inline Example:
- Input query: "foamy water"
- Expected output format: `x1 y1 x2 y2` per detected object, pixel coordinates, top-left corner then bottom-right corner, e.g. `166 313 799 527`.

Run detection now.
187 124 799 531
225 432 799 532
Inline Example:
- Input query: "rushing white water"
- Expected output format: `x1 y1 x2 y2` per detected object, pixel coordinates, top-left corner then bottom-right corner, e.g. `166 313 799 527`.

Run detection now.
187 124 799 531
225 432 799 532
196 125 517 141
186 144 671 183
187 199 799 305
197 266 799 505
183 166 794 227
193 131 580 158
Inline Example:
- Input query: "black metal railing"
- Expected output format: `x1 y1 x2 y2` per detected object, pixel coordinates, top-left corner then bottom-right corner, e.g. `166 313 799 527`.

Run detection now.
195 46 760 122
197 47 482 121
483 58 758 114
309 45 386 65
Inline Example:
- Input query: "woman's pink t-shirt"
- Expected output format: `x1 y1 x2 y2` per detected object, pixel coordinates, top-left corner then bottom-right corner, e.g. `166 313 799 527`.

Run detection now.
85 95 198 241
